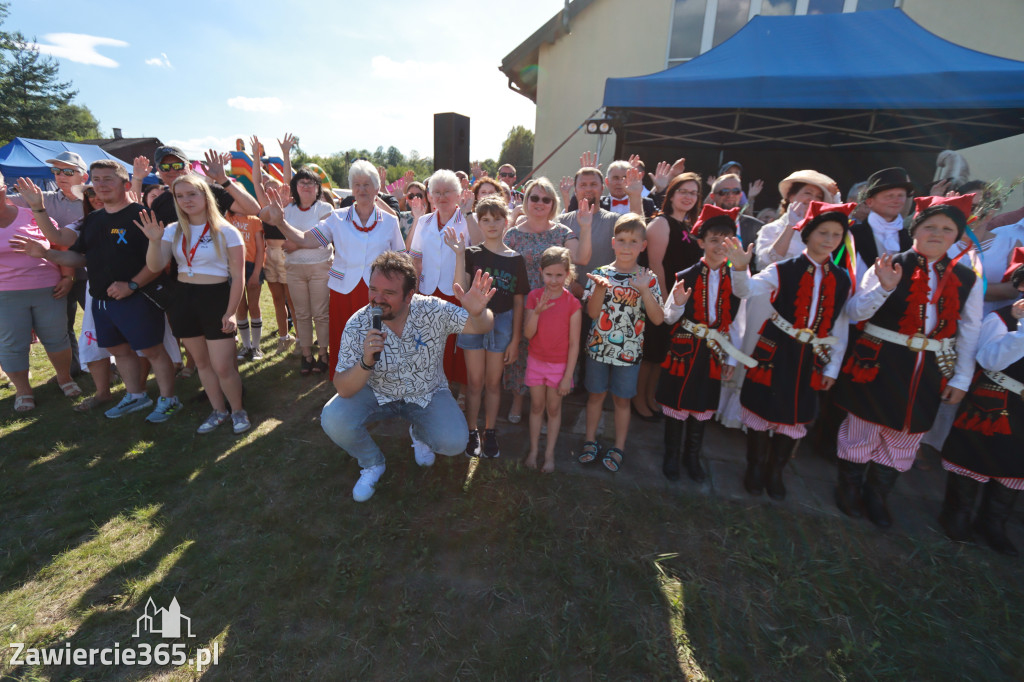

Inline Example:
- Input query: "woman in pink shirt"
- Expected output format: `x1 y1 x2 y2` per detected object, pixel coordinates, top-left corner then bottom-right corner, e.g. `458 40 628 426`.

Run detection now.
0 173 80 411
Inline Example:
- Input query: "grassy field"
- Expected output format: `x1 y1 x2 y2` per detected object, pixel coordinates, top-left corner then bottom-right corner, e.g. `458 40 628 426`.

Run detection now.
2 302 1024 680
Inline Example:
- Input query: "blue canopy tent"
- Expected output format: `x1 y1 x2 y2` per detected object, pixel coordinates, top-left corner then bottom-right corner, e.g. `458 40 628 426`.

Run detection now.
601 9 1024 198
0 138 131 186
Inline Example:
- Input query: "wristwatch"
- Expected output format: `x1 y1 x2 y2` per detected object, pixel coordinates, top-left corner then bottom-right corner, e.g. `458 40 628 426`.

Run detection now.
128 281 139 292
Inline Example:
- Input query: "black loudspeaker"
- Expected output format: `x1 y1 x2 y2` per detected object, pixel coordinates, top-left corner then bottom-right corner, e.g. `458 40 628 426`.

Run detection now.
434 112 470 173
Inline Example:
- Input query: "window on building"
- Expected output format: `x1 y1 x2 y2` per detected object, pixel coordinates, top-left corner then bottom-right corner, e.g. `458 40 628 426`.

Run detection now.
856 0 897 10
807 0 845 13
761 0 796 15
713 0 752 47
668 0 709 62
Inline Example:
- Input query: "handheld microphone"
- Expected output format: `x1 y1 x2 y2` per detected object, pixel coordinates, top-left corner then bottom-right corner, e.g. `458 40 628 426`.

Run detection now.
369 306 383 361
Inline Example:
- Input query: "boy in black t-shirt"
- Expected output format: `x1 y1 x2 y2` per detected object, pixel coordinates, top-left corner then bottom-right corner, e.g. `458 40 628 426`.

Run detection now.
444 196 529 458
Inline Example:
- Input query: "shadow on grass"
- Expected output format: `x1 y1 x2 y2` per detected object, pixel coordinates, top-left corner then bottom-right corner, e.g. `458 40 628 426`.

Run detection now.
2 355 1024 680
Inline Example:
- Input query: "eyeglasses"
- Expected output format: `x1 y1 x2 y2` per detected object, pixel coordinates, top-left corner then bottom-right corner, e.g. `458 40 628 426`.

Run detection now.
528 194 553 205
159 162 186 172
499 172 516 178
676 190 699 198
51 168 79 176
432 189 457 198
406 193 424 201
716 188 742 196
296 180 319 187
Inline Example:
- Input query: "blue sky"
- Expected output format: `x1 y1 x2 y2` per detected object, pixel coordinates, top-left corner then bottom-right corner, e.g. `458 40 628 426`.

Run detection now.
7 0 560 162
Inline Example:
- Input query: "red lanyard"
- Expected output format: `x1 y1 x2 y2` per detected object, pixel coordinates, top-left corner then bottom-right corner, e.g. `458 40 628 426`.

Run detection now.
182 224 210 271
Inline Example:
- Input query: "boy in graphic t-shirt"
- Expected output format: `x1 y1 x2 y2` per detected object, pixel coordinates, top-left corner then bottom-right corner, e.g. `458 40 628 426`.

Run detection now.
579 213 664 473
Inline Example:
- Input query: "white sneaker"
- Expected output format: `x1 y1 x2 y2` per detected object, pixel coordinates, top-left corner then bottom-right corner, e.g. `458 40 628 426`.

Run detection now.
352 463 385 502
409 426 435 467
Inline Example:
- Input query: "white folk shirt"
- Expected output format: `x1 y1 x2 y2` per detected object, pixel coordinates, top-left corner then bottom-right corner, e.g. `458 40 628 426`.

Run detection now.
310 206 405 294
732 257 851 379
662 264 744 367
845 257 984 391
976 309 1024 372
409 208 470 295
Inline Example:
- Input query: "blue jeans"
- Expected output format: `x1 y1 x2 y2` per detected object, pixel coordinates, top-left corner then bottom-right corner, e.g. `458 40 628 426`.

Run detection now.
321 385 469 468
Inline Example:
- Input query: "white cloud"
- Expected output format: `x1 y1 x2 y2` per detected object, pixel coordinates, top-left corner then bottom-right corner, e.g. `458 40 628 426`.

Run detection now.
226 96 284 113
30 33 128 68
145 53 172 68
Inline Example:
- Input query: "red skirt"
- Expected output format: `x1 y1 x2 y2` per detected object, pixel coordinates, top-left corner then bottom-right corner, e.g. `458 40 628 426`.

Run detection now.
430 289 468 385
328 280 370 380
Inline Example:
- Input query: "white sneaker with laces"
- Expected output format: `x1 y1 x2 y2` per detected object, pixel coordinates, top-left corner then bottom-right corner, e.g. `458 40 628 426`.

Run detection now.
409 426 435 467
352 463 386 502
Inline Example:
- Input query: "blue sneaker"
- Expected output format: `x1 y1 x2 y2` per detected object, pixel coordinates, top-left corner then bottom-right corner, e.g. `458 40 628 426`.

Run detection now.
145 396 181 423
105 394 153 419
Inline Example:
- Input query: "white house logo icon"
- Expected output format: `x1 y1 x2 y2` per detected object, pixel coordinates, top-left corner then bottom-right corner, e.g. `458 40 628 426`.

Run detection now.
133 597 195 639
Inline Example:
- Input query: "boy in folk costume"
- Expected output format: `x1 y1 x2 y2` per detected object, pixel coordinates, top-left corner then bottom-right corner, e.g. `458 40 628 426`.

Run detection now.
657 205 756 483
728 202 855 501
834 194 983 529
938 258 1024 556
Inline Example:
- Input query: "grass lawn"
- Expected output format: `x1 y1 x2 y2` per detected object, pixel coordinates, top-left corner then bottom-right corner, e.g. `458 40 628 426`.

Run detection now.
2 296 1023 680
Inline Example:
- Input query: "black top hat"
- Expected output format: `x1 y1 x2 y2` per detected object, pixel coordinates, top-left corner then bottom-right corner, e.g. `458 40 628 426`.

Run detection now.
864 167 914 198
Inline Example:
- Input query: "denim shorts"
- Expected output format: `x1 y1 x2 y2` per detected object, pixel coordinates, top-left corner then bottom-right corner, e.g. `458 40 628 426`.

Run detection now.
457 309 513 353
583 354 641 399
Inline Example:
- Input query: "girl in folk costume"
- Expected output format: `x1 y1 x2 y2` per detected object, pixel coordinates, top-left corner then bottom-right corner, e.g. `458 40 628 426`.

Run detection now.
938 259 1024 556
408 169 473 386
727 202 855 501
834 194 983 529
657 205 755 483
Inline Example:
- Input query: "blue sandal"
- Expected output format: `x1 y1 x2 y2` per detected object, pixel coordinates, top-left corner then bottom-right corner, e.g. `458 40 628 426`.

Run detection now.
578 441 600 464
602 447 624 473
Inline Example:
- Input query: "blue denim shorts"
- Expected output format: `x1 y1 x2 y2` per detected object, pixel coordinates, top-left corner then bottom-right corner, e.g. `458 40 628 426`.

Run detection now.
583 354 641 399
457 309 514 353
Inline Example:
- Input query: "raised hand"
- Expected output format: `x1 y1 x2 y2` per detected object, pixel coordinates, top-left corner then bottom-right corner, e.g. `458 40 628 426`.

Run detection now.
408 195 426 221
202 149 230 183
442 226 466 254
263 186 286 225
649 161 672 192
874 253 903 291
586 271 614 291
133 209 166 241
628 153 643 170
133 155 152 180
668 158 686 178
250 135 263 159
14 177 44 211
579 151 601 170
278 132 297 155
629 267 653 293
8 234 47 259
471 161 485 179
377 166 388 190
724 237 754 270
625 168 644 198
402 169 415 186
533 289 556 314
459 188 475 213
558 175 574 205
785 200 809 224
126 189 141 205
825 181 840 201
748 179 764 200
577 197 596 229
669 279 693 306
454 267 496 317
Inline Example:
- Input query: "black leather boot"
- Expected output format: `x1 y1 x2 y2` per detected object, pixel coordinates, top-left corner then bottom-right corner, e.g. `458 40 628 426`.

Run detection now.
938 472 980 543
765 434 796 500
835 459 867 518
744 429 771 496
662 417 683 481
862 462 901 529
682 419 707 483
974 481 1019 557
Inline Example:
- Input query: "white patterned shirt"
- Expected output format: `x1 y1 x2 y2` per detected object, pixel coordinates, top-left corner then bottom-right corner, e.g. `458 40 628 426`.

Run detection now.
336 295 469 407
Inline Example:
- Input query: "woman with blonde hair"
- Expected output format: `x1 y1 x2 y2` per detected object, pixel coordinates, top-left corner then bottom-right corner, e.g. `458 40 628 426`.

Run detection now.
135 174 250 434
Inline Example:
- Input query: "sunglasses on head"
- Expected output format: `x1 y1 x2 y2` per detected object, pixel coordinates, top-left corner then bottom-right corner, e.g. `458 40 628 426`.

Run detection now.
406 193 424 200
499 172 515 178
159 162 186 172
51 168 79 176
716 188 742 196
528 194 553 204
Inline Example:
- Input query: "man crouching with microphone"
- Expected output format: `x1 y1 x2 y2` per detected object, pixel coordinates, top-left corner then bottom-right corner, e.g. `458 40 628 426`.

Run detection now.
321 250 495 502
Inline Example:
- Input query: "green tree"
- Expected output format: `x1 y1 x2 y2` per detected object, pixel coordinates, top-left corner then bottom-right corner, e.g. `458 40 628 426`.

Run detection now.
0 2 102 146
497 126 534 180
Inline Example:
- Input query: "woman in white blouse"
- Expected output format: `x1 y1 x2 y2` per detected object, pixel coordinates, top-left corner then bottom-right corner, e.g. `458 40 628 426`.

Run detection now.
264 160 405 379
136 175 250 434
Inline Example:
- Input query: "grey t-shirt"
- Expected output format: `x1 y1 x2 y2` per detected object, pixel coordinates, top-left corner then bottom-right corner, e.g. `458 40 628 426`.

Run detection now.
556 208 619 281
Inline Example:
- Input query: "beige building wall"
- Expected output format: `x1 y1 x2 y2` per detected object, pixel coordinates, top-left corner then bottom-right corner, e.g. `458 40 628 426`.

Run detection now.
903 0 1024 208
529 0 1024 207
532 0 673 181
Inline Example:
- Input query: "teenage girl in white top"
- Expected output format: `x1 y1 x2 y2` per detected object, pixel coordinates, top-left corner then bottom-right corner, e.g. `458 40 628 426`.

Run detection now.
136 174 250 435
